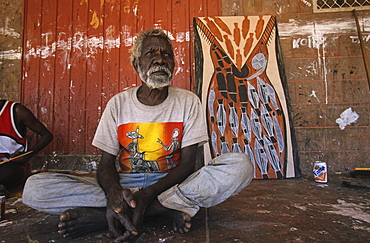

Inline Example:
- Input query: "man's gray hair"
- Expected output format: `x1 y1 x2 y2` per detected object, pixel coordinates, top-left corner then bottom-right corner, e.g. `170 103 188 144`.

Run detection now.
130 28 174 65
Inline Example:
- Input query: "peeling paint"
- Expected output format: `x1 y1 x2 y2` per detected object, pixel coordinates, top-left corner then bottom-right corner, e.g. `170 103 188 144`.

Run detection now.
278 17 369 37
24 29 190 75
277 17 370 106
0 220 13 227
41 107 48 114
300 0 312 7
327 199 370 224
0 16 21 38
309 90 320 102
69 80 75 95
122 84 136 91
0 49 22 60
292 204 307 211
10 198 22 206
321 41 329 105
24 29 190 60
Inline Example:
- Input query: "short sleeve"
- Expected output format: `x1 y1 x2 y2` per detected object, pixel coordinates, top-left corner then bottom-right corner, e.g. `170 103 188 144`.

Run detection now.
181 94 208 148
92 99 120 156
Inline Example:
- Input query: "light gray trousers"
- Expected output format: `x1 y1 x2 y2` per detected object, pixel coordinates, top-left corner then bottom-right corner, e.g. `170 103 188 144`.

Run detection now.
22 152 254 217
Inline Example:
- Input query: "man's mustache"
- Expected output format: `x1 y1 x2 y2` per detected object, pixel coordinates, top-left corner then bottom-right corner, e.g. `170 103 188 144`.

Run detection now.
147 66 172 77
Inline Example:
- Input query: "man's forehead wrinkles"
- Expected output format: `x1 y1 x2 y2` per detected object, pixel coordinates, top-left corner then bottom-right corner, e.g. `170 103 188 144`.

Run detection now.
143 46 171 54
146 46 160 51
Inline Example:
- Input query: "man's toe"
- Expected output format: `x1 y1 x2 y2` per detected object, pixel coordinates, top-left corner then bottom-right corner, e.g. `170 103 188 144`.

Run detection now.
59 210 73 221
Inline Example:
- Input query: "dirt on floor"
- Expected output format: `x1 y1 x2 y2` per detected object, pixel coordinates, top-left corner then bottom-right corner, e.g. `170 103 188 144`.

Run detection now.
0 172 369 243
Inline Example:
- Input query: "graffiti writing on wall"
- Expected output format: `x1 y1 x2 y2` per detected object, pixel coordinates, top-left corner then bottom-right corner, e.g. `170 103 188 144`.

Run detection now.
300 0 312 7
23 27 190 75
293 36 326 49
350 34 370 43
0 16 22 60
292 34 370 49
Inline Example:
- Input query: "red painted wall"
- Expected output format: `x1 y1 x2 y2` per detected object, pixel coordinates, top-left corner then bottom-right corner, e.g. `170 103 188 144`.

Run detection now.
22 0 221 154
21 0 221 154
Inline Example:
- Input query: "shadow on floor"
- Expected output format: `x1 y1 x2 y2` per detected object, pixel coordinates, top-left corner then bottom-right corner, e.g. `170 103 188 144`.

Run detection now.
1 172 369 243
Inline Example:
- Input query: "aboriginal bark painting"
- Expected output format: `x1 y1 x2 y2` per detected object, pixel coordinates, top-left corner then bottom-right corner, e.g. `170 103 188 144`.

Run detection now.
194 16 300 179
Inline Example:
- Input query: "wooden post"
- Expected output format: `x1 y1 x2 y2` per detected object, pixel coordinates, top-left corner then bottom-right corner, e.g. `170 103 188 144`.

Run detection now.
353 9 370 90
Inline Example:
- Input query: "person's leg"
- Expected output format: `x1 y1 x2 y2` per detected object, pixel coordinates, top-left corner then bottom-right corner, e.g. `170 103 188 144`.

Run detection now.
22 172 110 237
23 172 167 237
22 172 167 214
57 173 168 238
0 184 10 197
0 163 28 197
157 152 254 217
22 172 107 214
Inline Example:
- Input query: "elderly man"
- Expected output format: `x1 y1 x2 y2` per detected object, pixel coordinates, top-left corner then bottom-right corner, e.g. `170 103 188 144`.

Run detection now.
22 29 253 242
0 100 53 197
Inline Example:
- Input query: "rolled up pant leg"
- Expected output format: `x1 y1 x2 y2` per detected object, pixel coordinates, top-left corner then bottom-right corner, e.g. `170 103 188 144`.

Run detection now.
157 152 254 217
22 172 106 214
22 172 167 214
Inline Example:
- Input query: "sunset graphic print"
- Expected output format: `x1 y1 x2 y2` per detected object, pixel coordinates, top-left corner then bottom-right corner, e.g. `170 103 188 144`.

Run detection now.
117 122 183 173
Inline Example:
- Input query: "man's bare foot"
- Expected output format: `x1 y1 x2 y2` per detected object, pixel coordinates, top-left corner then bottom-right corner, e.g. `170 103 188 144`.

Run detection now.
58 207 108 238
146 199 192 233
167 210 192 233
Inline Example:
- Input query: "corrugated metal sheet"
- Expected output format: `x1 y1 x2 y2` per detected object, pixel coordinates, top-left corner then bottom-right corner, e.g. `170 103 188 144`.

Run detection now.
22 0 221 154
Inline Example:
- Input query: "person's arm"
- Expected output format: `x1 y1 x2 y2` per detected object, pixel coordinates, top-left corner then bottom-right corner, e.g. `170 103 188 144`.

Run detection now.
15 104 53 163
131 144 198 227
96 151 137 237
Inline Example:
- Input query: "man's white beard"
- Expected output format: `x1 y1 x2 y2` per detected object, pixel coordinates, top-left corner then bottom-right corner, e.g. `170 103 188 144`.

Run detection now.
138 65 173 90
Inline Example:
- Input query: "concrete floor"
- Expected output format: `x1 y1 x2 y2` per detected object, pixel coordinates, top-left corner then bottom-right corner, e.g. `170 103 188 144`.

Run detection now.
0 172 369 243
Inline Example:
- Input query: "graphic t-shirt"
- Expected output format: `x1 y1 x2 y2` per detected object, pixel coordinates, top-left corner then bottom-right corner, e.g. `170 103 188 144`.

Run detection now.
92 86 208 173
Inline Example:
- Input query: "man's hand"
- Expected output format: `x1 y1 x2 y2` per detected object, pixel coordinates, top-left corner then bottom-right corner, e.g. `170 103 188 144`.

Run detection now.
112 188 153 242
132 188 154 228
105 188 138 238
97 151 139 241
13 151 34 165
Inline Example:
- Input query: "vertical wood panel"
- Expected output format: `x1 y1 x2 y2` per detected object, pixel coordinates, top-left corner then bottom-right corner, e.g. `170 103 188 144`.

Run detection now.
38 0 57 153
154 0 170 30
119 0 140 92
103 0 120 103
22 0 221 155
53 0 73 153
68 0 88 153
22 0 42 150
171 0 190 90
85 0 104 153
207 0 221 16
137 0 154 31
22 0 42 113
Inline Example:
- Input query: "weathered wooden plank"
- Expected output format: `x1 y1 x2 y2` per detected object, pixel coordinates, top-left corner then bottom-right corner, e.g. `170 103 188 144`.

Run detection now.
102 0 120 103
137 0 155 31
85 0 105 154
21 0 43 151
52 0 73 153
171 0 190 90
68 0 88 153
37 0 57 153
22 0 42 113
119 0 139 91
22 0 221 155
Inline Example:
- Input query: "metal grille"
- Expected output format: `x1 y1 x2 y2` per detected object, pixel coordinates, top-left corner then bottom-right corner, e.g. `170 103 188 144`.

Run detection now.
313 0 370 12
